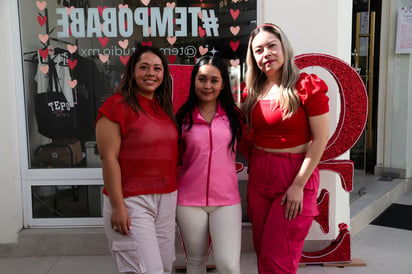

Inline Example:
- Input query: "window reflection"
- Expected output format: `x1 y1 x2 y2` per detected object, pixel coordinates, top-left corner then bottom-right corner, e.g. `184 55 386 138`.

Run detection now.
19 0 256 169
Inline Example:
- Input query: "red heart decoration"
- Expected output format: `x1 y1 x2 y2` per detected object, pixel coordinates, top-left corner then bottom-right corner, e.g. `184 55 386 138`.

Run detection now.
37 15 47 26
230 9 240 20
68 59 77 70
230 41 240 52
120 55 130 66
98 37 109 47
198 27 206 38
142 41 152 46
168 55 177 64
38 48 49 59
98 6 107 16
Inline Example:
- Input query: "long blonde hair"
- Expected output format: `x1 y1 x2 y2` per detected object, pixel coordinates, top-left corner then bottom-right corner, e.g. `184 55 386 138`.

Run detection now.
242 23 300 127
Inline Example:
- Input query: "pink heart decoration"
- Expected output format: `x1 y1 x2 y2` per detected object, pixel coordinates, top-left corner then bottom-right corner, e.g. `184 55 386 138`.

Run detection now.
119 39 129 49
119 4 128 9
68 79 78 88
48 46 54 55
166 2 176 8
120 55 130 66
198 12 203 19
36 1 47 11
68 59 77 70
230 59 240 68
99 37 109 48
98 6 107 16
141 0 151 6
230 41 240 52
99 54 109 63
230 26 240 36
39 48 49 59
199 46 208 55
142 41 152 46
167 36 177 45
37 16 47 26
40 65 49 74
38 34 49 44
198 27 206 38
67 44 77 54
232 0 239 3
168 55 177 64
66 6 74 15
230 9 240 20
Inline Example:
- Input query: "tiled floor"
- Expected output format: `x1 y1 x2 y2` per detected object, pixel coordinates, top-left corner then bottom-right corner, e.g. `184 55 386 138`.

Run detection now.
0 176 411 274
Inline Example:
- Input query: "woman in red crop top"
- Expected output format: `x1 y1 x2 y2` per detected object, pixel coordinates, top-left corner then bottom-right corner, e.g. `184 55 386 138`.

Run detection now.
96 46 178 274
241 23 330 274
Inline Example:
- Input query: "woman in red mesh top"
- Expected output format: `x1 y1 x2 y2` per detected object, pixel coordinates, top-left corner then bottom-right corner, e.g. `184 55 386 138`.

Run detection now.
96 46 178 274
242 23 330 274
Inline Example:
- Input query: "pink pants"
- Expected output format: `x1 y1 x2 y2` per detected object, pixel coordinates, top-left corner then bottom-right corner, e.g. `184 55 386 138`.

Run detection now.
247 149 319 274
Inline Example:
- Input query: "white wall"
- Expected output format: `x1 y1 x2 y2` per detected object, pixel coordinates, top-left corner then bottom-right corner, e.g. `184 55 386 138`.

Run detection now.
260 0 353 239
377 0 412 178
0 0 23 243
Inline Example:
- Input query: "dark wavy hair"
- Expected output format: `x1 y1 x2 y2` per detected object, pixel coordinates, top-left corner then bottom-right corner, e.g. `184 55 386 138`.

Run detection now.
176 56 243 151
116 45 176 126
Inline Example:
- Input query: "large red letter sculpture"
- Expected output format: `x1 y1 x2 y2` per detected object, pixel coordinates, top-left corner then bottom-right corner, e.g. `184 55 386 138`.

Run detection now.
295 54 368 264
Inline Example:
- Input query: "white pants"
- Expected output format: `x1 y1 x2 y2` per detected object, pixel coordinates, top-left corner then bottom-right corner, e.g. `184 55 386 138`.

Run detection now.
176 204 242 274
103 192 177 274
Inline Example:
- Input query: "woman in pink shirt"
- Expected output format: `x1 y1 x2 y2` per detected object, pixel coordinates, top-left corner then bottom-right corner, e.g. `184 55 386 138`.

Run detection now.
242 23 330 273
175 56 244 274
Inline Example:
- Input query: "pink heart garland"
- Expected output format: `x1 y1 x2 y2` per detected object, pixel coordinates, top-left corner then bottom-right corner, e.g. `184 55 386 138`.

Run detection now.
119 4 128 9
98 37 109 48
230 41 240 52
230 59 240 67
230 9 240 20
120 55 130 66
66 6 74 15
230 26 240 36
37 16 47 26
199 46 208 55
38 34 49 44
198 27 206 38
67 44 77 54
118 39 129 49
35 1 47 11
68 79 78 88
40 65 49 74
68 59 77 70
166 2 176 8
99 54 109 63
141 0 151 6
167 36 177 45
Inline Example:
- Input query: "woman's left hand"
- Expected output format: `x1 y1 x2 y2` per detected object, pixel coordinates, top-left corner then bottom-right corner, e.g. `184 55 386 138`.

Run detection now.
281 184 304 221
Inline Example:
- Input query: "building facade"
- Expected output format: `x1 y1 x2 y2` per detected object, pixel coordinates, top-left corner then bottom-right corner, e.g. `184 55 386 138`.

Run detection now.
0 0 411 251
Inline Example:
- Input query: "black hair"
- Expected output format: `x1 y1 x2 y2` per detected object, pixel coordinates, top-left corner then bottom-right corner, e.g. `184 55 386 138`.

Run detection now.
176 56 243 151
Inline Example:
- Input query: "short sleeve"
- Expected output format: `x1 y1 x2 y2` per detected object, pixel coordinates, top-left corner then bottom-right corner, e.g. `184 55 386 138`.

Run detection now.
296 73 329 116
95 93 130 136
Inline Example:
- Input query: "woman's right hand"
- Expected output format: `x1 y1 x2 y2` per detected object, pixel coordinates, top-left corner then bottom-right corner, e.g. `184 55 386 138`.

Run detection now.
111 204 131 235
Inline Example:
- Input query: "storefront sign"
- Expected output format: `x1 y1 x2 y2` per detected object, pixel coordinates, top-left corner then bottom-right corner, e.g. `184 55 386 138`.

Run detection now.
396 6 412 54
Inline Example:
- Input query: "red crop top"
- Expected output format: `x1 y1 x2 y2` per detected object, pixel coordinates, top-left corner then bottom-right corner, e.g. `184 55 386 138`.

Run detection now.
251 73 329 149
96 93 178 197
